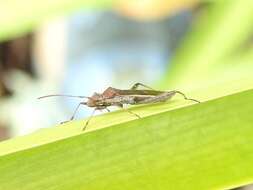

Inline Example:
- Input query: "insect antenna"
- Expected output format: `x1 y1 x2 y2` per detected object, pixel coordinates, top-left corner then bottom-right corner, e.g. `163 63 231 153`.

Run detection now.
174 91 200 103
38 94 89 99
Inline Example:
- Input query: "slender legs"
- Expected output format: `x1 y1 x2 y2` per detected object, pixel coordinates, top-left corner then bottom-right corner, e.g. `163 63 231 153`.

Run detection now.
82 109 97 131
174 91 200 103
82 106 140 131
61 102 84 124
131 82 154 90
131 83 200 104
106 105 140 119
119 106 141 119
134 91 200 104
62 83 200 131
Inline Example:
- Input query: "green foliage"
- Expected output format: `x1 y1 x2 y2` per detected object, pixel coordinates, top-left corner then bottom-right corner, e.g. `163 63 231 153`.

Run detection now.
160 1 253 90
0 87 253 189
0 1 253 190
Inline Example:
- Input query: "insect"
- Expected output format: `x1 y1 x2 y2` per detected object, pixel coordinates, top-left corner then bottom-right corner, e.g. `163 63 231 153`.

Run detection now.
38 83 200 130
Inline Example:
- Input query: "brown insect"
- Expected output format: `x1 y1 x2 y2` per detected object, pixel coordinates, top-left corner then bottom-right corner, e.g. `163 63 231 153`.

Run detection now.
38 83 200 130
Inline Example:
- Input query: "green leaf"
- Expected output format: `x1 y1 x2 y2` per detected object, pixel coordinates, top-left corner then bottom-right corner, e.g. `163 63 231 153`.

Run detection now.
160 1 253 89
0 80 253 189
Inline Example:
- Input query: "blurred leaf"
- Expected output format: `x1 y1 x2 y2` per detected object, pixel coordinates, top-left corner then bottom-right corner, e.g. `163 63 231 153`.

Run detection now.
160 1 253 89
0 0 115 41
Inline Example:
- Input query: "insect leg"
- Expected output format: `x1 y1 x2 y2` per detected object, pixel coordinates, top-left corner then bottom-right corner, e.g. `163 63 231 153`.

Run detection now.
174 91 200 103
82 108 97 131
61 102 85 124
135 91 200 104
119 106 141 119
126 109 141 119
131 83 154 90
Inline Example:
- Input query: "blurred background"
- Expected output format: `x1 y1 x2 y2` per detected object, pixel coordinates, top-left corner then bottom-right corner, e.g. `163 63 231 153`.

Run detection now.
0 1 252 144
0 0 202 138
